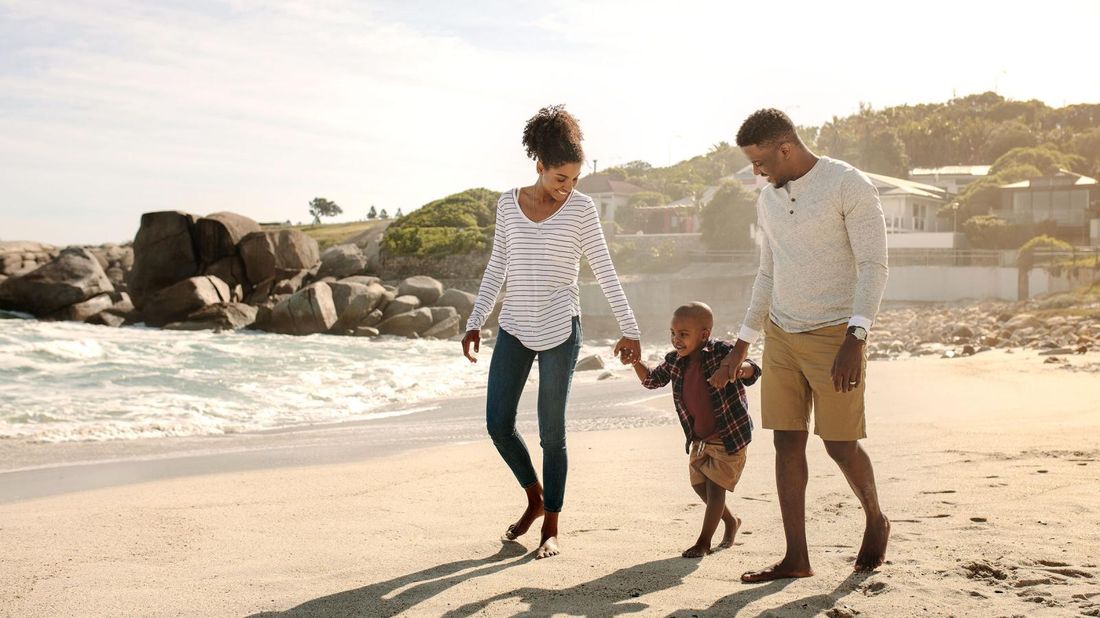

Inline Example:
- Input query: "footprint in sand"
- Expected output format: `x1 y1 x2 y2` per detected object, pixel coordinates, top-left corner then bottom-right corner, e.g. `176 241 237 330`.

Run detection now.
861 580 888 596
970 517 988 523
920 489 957 494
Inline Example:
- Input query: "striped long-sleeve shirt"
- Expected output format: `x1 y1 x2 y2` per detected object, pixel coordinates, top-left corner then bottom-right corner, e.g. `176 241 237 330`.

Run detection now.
466 189 640 351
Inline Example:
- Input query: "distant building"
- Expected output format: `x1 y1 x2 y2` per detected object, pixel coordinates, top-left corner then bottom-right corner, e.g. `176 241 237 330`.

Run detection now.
994 170 1097 243
909 165 991 195
576 174 644 223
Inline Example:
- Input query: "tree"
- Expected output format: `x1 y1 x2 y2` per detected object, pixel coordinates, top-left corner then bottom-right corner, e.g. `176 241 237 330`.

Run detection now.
379 208 389 219
367 205 378 219
395 208 404 218
701 181 757 250
308 197 342 224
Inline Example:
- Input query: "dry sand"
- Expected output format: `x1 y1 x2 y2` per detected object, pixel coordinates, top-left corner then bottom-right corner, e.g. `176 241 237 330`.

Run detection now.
2 350 1099 617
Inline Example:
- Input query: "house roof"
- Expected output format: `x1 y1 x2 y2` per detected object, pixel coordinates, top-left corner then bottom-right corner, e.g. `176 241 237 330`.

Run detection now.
865 172 947 200
1000 169 1099 189
910 165 991 177
577 174 644 195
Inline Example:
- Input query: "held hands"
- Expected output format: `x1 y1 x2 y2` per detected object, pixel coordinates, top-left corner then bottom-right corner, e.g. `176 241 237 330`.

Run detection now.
614 337 642 366
462 329 481 363
707 341 750 389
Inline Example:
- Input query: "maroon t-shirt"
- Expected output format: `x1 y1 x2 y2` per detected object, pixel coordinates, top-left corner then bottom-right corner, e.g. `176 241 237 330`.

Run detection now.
682 356 717 440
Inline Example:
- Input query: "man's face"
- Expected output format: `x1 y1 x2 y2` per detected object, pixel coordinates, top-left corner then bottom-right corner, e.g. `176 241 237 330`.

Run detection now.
741 142 792 187
670 315 710 358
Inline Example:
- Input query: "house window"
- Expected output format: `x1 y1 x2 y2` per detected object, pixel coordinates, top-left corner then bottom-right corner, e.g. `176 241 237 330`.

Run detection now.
1032 191 1052 223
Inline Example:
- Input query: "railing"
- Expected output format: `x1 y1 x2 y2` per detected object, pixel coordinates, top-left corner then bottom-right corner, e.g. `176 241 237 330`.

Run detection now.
887 249 1012 267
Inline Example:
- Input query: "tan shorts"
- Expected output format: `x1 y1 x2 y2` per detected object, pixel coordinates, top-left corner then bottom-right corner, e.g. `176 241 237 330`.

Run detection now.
689 442 747 491
761 320 867 441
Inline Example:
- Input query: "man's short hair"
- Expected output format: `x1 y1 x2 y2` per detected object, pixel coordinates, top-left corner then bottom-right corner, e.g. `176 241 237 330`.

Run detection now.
736 108 797 148
673 302 714 330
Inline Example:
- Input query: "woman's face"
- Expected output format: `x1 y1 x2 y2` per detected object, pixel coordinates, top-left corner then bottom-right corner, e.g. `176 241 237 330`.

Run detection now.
537 161 583 201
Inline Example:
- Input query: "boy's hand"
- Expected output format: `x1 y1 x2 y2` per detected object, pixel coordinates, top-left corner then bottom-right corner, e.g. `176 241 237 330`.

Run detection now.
708 340 750 389
735 361 755 380
614 337 641 365
462 330 480 363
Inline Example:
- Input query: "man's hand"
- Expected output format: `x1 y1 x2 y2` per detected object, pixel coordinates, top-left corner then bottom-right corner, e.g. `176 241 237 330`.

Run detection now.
614 337 641 365
831 335 864 392
462 329 481 363
708 339 750 389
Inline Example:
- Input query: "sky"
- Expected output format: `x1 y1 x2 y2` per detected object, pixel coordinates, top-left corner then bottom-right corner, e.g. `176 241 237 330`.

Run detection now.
2 0 1100 246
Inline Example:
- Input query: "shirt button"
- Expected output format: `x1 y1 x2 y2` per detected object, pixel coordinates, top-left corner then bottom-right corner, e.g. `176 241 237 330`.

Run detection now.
789 210 794 214
790 197 796 202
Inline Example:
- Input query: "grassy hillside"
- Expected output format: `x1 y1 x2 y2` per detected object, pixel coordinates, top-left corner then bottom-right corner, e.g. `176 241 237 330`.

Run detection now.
262 220 389 250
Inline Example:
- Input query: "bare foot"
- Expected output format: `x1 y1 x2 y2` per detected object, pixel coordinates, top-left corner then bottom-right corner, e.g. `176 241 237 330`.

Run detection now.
535 536 559 559
855 515 890 571
740 560 814 583
502 502 544 541
682 543 712 558
717 516 742 550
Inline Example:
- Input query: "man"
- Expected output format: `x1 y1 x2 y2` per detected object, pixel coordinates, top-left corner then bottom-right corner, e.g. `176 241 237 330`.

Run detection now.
709 108 890 582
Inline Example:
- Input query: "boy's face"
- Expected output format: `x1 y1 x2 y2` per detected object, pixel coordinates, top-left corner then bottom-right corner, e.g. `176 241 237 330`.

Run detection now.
670 315 710 358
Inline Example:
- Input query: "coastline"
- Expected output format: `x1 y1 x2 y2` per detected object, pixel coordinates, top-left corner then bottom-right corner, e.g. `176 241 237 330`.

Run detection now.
2 350 1099 616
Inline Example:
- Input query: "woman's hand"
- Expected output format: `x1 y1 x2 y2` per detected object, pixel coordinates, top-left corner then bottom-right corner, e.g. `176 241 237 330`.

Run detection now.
462 330 481 363
613 337 641 365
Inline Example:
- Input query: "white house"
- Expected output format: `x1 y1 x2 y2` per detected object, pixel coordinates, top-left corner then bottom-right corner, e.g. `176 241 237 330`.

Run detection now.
576 174 644 223
909 165 991 196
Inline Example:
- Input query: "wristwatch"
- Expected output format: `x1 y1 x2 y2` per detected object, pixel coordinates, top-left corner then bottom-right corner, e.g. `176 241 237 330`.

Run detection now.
847 325 868 342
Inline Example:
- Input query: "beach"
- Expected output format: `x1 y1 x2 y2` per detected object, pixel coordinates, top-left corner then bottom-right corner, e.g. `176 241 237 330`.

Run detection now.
2 349 1098 617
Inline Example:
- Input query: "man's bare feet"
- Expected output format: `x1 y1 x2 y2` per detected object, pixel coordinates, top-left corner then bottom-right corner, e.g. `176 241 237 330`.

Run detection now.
502 501 544 541
740 559 814 583
535 536 559 559
717 516 742 549
854 514 890 571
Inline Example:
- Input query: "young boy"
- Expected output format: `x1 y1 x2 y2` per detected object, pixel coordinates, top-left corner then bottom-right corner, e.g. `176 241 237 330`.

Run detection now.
627 302 761 558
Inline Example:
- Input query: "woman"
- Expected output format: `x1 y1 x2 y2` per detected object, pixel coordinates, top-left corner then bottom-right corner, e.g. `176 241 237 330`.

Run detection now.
462 105 642 559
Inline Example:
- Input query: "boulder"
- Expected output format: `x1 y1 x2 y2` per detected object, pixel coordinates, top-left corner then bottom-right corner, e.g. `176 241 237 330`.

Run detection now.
86 310 127 328
1004 314 1042 331
436 288 476 322
330 282 386 330
239 229 320 284
267 283 337 335
422 315 461 339
165 302 258 331
202 255 249 290
196 212 260 265
398 276 444 306
143 275 231 327
429 306 459 324
377 308 433 337
383 294 422 320
340 275 382 287
53 293 115 322
353 326 380 338
362 309 384 327
273 269 312 295
318 243 367 279
575 354 605 371
127 211 199 309
0 247 114 316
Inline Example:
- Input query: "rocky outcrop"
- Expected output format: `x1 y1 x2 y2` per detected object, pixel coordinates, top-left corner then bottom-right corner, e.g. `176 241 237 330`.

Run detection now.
330 281 387 331
127 211 199 309
318 244 367 279
435 288 476 323
0 241 59 278
143 275 231 327
268 283 337 336
238 229 321 293
398 276 444 306
377 307 433 337
0 247 114 316
165 302 258 331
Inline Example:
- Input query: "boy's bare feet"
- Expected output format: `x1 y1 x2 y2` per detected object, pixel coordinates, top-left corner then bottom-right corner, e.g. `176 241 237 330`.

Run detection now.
535 535 560 559
681 542 712 558
740 559 814 583
717 516 741 549
854 515 890 571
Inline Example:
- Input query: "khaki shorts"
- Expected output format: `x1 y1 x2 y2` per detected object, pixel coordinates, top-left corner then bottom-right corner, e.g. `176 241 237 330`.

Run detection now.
761 320 867 441
689 442 747 492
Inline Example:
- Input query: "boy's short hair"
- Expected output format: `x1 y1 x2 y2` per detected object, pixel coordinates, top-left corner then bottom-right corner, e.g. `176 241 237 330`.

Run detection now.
736 108 797 148
673 302 714 330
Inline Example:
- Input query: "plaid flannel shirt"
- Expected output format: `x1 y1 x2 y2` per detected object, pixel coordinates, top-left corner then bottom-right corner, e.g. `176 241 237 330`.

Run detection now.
641 339 761 455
